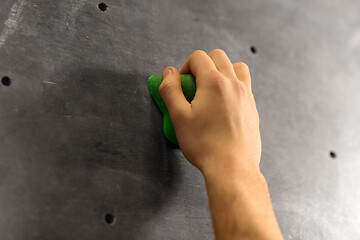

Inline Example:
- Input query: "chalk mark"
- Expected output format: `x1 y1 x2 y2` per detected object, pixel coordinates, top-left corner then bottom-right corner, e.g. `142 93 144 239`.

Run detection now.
0 0 27 48
43 81 56 85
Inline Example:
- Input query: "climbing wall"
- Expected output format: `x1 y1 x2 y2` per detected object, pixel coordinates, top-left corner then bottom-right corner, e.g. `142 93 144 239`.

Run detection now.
0 0 360 239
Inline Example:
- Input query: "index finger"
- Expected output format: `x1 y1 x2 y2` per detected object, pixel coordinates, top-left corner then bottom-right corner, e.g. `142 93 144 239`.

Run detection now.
179 50 218 78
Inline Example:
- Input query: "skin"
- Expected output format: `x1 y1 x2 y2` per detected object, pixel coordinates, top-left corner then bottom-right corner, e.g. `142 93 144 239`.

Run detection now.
159 49 283 240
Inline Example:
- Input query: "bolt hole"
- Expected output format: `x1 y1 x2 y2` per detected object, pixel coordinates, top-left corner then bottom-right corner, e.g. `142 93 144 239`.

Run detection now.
104 213 115 224
330 151 337 158
1 76 11 86
98 3 108 11
250 46 257 54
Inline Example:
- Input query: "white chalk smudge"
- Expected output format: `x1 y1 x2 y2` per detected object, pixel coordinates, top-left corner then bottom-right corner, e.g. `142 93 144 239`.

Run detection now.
63 0 86 36
43 81 56 85
0 0 27 48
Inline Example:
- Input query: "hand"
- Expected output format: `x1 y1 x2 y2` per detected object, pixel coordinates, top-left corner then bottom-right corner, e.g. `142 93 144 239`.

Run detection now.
159 49 261 176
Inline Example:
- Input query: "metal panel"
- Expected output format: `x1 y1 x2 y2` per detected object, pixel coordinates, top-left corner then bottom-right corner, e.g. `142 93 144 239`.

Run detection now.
0 0 359 239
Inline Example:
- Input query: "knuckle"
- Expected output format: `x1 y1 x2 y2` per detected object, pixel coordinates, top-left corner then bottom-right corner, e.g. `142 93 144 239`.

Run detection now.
162 66 176 76
210 48 225 55
234 62 250 72
159 80 174 96
169 66 177 72
208 75 227 90
234 81 247 95
164 66 174 72
192 49 207 57
238 81 247 92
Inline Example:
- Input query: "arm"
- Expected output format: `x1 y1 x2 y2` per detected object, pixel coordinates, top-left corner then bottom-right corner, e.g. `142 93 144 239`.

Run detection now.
159 49 283 240
203 156 282 240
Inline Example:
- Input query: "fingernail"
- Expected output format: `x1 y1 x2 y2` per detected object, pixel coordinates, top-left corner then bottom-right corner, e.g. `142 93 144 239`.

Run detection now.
163 68 173 78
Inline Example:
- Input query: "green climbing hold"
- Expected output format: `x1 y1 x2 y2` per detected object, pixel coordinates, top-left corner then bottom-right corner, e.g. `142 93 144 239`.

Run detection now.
148 74 196 145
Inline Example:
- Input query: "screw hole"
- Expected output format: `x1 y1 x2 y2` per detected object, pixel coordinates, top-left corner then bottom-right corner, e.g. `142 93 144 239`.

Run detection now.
250 46 257 54
330 151 337 158
104 213 115 224
1 76 11 86
98 3 108 11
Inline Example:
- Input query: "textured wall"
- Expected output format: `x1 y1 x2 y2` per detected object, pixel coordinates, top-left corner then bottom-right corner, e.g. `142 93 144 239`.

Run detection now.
0 0 359 239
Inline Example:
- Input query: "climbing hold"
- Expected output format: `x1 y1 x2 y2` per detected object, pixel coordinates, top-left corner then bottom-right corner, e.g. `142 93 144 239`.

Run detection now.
148 74 196 145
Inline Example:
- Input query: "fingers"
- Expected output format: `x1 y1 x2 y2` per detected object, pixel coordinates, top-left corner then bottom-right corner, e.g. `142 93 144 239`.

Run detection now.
233 62 252 92
208 49 237 79
179 49 252 92
179 50 218 78
159 67 191 125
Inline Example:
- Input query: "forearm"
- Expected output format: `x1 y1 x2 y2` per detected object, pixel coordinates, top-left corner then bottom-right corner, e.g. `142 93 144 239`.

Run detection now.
202 155 283 240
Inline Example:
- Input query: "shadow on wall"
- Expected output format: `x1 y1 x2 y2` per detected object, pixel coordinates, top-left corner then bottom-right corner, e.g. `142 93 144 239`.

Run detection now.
18 66 181 239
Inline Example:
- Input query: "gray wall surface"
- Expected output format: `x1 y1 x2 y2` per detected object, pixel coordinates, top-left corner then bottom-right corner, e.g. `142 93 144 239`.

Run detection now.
0 0 359 239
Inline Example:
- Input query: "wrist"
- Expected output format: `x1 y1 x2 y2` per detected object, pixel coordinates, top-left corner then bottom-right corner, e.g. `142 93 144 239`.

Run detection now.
201 152 263 183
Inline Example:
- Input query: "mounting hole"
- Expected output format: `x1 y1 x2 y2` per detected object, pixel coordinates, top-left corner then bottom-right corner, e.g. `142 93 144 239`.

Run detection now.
330 151 337 159
104 213 115 224
250 46 257 54
1 76 11 86
98 3 108 11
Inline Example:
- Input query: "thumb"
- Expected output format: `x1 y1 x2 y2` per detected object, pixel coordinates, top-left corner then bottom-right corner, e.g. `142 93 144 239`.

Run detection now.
159 67 190 122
